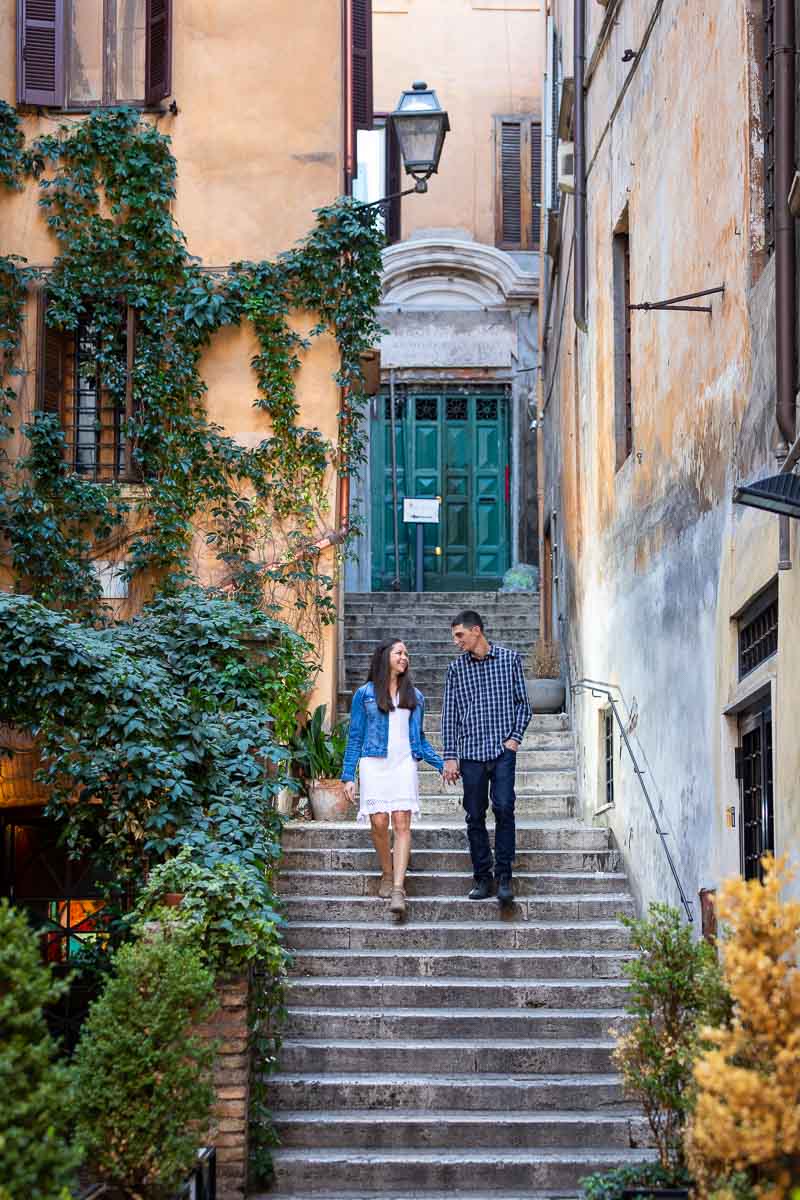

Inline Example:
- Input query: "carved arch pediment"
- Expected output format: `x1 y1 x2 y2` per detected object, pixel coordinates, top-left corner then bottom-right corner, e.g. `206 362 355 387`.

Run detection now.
380 238 538 309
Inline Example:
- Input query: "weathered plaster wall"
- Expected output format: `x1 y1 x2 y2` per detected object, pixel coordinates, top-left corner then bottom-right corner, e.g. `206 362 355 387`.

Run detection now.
0 0 345 710
541 0 799 918
373 0 544 248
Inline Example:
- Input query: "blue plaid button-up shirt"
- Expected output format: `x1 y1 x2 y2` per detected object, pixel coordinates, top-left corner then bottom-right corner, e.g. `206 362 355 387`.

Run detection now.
441 643 532 762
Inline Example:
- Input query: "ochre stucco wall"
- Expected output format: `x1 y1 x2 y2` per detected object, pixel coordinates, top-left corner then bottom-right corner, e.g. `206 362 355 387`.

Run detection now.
540 0 800 914
0 0 347 712
373 0 544 245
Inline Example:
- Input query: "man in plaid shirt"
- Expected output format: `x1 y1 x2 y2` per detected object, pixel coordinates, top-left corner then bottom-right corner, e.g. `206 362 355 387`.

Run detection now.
442 609 532 906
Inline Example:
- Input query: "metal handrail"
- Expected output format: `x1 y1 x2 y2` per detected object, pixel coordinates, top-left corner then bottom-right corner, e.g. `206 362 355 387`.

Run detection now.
572 677 694 922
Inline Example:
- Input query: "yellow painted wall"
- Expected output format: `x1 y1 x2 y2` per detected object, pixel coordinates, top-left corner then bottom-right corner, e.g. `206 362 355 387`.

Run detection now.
0 0 347 712
373 0 544 245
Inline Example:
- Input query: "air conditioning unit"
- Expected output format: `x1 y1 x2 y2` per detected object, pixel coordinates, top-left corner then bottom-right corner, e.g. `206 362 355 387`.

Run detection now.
557 141 575 194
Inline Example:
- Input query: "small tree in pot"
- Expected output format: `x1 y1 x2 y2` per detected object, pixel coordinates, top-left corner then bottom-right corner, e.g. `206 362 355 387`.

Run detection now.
71 934 217 1200
292 704 351 820
581 903 728 1200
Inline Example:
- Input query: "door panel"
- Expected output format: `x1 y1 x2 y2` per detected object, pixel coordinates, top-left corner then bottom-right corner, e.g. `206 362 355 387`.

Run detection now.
371 386 509 590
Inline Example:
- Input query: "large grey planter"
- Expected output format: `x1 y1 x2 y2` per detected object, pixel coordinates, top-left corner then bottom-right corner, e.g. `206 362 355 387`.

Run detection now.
526 677 566 713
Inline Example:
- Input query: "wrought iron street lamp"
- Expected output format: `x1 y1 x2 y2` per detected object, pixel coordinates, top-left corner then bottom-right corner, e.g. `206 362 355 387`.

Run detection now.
360 81 450 208
389 81 450 193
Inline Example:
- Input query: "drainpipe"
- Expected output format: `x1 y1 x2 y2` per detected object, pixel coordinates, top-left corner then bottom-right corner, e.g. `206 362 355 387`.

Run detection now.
573 0 587 331
775 0 796 450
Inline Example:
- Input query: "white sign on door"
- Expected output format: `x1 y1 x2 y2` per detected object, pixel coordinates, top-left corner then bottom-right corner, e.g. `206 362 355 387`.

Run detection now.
403 498 440 524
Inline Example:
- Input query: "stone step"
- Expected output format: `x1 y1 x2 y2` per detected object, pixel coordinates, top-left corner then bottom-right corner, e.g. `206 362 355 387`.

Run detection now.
288 948 634 980
415 771 576 797
273 1107 646 1150
277 869 628 898
415 749 575 770
417 796 576 818
285 976 630 1010
335 701 570 733
267 1145 654 1193
266 1070 628 1113
281 822 603 850
279 893 636 924
279 1036 616 1075
284 920 631 953
258 1192 575 1200
281 848 616 875
344 591 539 606
283 1005 630 1041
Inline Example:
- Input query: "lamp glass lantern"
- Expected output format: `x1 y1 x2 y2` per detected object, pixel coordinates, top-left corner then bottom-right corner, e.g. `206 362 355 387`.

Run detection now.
389 81 450 183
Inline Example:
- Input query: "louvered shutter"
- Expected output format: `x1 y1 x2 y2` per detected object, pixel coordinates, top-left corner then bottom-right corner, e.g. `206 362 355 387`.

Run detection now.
385 118 401 245
531 121 542 249
145 0 171 105
500 120 522 246
17 0 64 107
36 291 67 417
352 0 373 133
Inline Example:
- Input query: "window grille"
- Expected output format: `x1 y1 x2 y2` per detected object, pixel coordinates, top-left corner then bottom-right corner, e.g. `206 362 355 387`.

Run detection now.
738 583 778 678
383 394 405 420
415 396 438 421
476 397 498 421
604 710 614 807
737 703 774 881
446 396 468 421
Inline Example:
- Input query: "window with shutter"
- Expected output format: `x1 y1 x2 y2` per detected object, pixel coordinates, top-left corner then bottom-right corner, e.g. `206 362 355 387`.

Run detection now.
351 0 374 136
494 115 542 251
145 0 171 106
17 0 65 107
17 0 169 108
37 295 139 483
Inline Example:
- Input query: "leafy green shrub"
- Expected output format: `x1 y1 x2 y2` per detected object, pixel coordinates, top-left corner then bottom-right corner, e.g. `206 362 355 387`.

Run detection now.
292 703 349 780
0 900 82 1200
614 903 729 1175
581 1162 692 1200
131 850 288 979
71 933 217 1200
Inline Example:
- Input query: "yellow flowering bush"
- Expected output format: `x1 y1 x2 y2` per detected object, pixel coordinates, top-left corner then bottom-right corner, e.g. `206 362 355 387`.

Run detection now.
688 856 800 1200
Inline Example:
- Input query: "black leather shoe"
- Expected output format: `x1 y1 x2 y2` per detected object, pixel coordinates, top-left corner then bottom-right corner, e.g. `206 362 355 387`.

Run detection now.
496 875 514 907
468 877 494 900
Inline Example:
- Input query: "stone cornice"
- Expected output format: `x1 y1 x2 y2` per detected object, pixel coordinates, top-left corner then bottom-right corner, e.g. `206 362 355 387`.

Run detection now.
380 238 539 309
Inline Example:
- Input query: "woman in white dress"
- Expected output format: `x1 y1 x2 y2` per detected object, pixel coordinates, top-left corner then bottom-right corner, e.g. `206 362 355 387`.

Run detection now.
341 640 444 915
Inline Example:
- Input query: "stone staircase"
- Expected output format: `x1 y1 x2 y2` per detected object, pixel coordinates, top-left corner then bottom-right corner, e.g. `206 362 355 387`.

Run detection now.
256 591 652 1200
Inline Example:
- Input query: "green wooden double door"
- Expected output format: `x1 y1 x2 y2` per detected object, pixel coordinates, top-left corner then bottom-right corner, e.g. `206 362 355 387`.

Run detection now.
371 386 511 592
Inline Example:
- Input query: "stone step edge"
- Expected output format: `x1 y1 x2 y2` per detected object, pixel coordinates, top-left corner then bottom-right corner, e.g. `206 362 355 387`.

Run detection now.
254 1191 574 1200
285 1004 628 1017
287 920 627 932
267 1070 623 1085
273 1106 641 1123
280 1037 615 1050
268 1148 649 1162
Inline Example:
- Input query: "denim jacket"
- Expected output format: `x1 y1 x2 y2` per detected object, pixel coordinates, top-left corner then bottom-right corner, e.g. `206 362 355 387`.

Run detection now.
341 683 444 783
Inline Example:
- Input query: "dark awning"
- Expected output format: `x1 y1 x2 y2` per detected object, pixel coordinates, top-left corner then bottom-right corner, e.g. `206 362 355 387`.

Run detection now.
733 471 800 518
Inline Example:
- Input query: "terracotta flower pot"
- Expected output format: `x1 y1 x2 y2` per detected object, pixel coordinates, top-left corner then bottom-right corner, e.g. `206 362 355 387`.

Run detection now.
162 892 185 908
309 779 353 822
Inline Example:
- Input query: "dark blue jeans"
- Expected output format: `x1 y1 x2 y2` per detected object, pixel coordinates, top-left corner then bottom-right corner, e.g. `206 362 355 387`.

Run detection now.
460 748 517 880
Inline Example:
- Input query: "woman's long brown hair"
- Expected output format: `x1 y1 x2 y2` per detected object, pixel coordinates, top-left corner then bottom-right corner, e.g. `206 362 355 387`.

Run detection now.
366 639 418 714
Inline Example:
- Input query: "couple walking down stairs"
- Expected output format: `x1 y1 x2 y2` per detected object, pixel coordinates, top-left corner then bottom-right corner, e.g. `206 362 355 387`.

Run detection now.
258 592 652 1200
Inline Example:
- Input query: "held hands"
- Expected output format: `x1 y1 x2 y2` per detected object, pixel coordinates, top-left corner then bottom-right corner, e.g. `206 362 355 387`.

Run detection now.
343 781 356 803
442 758 460 784
504 739 520 753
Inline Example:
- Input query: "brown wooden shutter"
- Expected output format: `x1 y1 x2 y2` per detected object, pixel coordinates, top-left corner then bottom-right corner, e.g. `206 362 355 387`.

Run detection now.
36 290 67 417
17 0 65 107
351 0 373 134
385 117 401 245
145 0 171 105
531 120 542 249
498 120 522 247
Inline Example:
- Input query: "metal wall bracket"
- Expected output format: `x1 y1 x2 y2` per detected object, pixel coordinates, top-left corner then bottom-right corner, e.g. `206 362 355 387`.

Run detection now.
629 285 725 315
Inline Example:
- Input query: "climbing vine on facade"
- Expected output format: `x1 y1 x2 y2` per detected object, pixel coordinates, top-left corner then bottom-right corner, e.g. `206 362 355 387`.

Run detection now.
0 103 384 628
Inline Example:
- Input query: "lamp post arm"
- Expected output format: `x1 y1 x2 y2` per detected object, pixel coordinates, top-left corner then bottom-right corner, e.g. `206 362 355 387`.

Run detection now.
358 178 429 210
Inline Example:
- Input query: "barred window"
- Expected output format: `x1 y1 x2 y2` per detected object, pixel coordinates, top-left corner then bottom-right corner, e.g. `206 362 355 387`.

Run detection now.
738 582 778 679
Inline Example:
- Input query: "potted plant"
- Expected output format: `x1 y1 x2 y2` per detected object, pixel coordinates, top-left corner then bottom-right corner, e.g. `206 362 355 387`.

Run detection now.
0 900 83 1200
527 639 566 713
581 903 728 1200
292 704 352 821
70 933 217 1200
687 855 800 1200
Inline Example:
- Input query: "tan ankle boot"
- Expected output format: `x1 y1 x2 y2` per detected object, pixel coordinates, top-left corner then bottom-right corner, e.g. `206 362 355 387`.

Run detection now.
378 872 393 899
389 886 406 915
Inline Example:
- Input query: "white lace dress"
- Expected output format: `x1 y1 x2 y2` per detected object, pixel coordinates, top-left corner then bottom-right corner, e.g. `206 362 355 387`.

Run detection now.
357 703 421 825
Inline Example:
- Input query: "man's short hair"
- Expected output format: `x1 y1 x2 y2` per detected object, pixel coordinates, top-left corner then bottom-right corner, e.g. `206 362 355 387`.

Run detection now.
451 609 484 631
